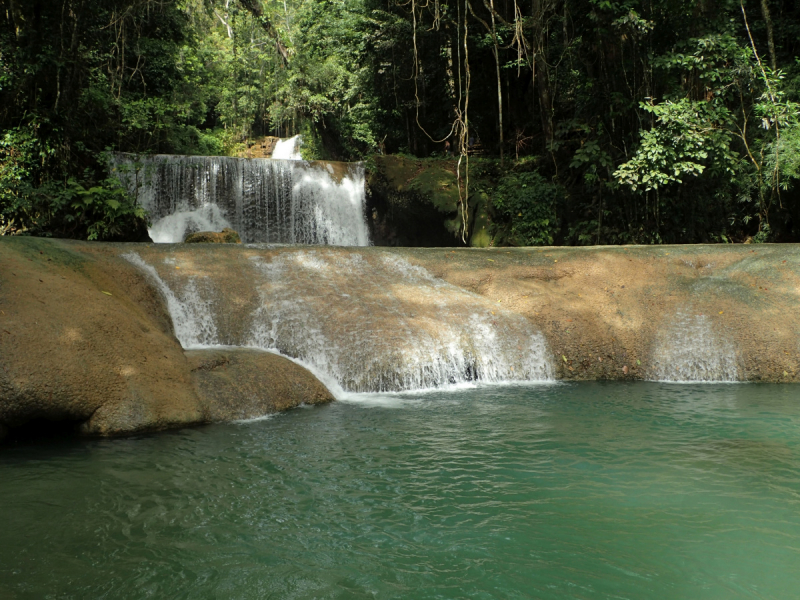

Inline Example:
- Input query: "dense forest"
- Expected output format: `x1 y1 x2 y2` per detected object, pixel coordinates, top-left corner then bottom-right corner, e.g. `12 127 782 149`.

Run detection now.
2 0 800 244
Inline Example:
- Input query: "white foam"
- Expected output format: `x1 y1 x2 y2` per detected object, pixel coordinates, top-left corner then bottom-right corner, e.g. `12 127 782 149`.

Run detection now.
122 252 218 348
111 152 369 246
124 250 555 394
149 203 232 243
246 251 554 392
271 135 303 160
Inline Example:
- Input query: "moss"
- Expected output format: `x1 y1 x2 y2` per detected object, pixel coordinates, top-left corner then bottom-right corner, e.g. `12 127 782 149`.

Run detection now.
469 192 492 248
406 166 460 214
368 155 472 246
373 155 461 214
0 237 90 271
184 228 242 244
372 155 421 190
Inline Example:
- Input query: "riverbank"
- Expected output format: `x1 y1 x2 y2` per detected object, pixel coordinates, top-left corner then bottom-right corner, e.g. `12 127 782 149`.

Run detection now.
2 238 799 438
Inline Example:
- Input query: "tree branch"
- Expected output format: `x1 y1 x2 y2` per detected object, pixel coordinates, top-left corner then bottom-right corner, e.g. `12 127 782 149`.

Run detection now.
236 0 289 65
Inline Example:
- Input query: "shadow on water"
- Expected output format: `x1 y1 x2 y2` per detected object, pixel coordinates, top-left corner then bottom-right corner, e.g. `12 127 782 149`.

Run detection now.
1 418 85 447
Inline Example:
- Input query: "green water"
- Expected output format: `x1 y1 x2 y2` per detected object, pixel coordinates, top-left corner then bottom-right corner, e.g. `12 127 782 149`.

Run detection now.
2 383 800 599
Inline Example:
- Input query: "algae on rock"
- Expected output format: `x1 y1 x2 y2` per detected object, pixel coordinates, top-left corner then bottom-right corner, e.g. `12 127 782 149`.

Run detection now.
185 228 242 244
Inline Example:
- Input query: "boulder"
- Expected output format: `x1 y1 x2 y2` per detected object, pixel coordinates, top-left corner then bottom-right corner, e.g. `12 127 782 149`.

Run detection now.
187 348 334 421
0 238 204 437
184 228 241 244
0 238 334 440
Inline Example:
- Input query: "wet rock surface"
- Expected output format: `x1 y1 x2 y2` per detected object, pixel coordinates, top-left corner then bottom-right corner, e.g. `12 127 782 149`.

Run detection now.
184 228 242 244
125 242 800 384
0 238 202 438
187 348 334 420
0 238 333 439
404 244 800 382
2 238 800 439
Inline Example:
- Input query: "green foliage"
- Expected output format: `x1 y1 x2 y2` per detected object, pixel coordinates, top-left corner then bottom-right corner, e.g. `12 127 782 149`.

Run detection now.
1 173 148 241
57 177 148 241
490 172 562 246
614 99 738 192
5 0 800 244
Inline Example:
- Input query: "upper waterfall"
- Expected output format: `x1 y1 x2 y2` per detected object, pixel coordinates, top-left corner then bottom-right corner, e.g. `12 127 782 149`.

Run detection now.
111 153 369 246
271 135 303 160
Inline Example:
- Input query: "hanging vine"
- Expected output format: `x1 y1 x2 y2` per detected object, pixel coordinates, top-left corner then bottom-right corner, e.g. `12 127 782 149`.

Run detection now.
406 0 472 242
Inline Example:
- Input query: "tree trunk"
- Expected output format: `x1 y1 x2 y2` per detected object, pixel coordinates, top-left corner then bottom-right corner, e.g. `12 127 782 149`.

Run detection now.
760 0 777 71
532 0 553 147
536 55 552 144
489 0 504 164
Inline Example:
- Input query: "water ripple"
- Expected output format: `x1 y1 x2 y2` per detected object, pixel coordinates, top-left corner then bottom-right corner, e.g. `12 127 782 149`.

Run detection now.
1 383 799 599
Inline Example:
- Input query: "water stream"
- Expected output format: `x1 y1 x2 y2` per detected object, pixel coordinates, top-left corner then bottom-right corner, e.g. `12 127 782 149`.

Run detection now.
271 134 303 160
651 309 739 382
123 249 554 392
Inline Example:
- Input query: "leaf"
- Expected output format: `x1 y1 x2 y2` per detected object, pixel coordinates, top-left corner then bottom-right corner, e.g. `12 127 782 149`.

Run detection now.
562 355 567 363
101 291 112 296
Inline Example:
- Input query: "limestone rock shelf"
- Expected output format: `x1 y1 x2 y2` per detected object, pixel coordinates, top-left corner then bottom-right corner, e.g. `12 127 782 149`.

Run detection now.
2 237 799 439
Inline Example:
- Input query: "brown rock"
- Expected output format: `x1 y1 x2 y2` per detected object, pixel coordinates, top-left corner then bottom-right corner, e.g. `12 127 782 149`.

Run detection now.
187 348 334 421
0 238 204 437
184 228 242 244
0 238 332 440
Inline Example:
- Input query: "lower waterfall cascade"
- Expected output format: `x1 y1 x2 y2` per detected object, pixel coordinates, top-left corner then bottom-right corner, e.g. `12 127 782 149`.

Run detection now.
123 249 555 393
650 309 739 382
112 152 369 245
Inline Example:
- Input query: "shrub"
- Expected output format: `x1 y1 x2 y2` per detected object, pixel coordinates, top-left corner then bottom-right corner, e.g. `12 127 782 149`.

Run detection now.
491 171 562 246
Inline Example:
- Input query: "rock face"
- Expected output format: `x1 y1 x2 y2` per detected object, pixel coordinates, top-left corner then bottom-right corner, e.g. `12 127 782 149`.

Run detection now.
187 348 334 420
0 238 332 440
404 245 800 382
3 237 800 441
0 238 203 439
126 242 800 384
367 155 466 247
184 228 242 244
366 155 494 248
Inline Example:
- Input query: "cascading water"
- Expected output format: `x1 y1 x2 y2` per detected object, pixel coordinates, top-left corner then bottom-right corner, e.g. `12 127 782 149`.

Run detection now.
271 135 303 160
124 248 554 393
651 309 739 382
246 251 553 391
111 152 369 245
148 204 232 244
122 253 218 347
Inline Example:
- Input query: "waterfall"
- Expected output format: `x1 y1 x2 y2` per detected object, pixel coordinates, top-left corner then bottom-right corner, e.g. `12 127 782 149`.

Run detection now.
148 204 232 244
111 153 369 246
122 252 218 347
651 309 739 382
271 135 303 160
125 248 554 392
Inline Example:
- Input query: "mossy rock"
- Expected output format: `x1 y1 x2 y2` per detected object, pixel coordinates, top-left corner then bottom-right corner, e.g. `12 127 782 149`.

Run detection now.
184 228 242 244
186 348 334 420
373 156 460 213
367 155 469 246
469 191 493 248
